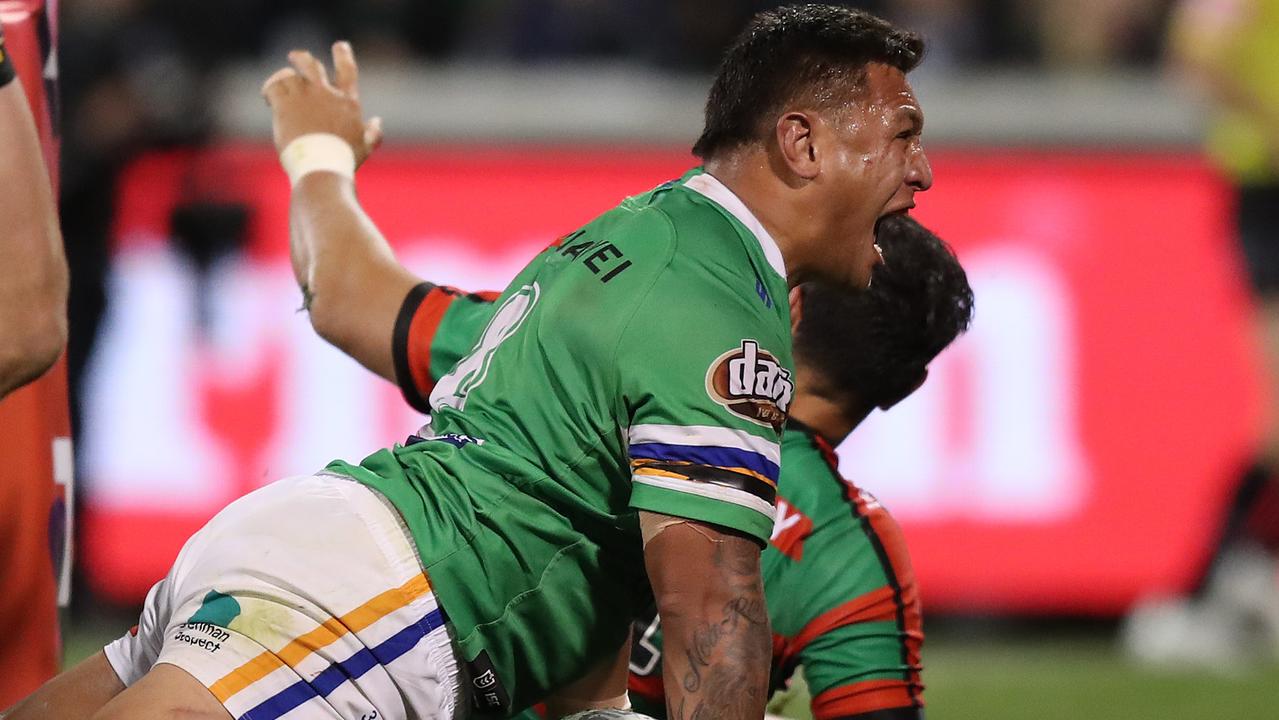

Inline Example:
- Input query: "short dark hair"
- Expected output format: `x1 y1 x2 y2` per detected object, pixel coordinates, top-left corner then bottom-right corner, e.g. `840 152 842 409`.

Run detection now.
795 214 974 411
693 4 925 159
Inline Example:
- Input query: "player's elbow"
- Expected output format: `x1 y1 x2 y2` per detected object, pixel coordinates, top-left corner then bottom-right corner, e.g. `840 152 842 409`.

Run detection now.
304 280 367 358
306 290 351 348
652 585 716 628
0 302 68 397
302 258 413 381
34 249 71 364
652 567 760 625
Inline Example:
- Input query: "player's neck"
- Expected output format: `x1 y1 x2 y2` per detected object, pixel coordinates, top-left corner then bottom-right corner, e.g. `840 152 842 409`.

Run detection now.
703 153 817 288
787 388 871 447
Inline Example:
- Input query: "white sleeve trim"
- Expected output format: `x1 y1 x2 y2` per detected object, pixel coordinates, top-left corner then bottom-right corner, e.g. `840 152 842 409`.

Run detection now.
632 473 776 520
628 423 781 466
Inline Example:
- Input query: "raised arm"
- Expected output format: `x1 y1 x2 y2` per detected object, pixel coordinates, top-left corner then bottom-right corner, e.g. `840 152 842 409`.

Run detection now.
0 25 66 400
264 42 421 381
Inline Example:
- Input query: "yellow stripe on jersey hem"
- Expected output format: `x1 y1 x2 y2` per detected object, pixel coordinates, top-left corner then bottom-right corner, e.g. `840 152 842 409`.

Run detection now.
209 573 432 702
633 465 692 481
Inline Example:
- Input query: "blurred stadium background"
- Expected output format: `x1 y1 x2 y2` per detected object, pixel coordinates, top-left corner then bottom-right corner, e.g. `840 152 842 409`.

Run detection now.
45 0 1279 717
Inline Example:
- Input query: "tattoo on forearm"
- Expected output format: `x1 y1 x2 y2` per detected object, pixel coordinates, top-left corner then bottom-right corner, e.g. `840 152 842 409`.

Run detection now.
671 545 771 720
682 646 703 692
723 596 767 626
712 541 760 578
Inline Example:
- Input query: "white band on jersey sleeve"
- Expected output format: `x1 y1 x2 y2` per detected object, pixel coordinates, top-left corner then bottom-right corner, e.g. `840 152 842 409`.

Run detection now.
628 424 781 466
630 472 776 519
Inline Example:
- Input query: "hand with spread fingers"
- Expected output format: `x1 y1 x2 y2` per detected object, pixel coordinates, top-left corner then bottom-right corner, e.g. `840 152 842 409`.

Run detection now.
262 41 383 167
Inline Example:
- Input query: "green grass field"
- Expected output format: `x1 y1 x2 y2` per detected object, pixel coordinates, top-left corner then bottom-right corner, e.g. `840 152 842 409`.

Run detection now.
65 616 1278 720
920 635 1278 720
766 625 1279 720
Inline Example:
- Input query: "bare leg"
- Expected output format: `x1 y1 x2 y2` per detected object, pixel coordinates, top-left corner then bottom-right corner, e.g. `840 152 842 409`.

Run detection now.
3 651 123 720
90 663 230 720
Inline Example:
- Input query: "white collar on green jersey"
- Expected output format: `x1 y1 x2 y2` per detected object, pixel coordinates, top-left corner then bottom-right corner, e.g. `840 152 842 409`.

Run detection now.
684 172 787 279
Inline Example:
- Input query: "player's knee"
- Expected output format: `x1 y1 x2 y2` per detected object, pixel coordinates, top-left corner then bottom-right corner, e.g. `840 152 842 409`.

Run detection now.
91 697 231 720
90 664 231 720
2 652 124 720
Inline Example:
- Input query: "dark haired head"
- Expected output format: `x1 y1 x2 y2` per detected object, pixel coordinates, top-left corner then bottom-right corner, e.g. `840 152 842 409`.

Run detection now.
794 214 973 413
693 4 925 159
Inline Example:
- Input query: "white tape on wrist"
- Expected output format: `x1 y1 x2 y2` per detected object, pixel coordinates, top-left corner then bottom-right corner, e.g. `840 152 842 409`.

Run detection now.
279 133 356 186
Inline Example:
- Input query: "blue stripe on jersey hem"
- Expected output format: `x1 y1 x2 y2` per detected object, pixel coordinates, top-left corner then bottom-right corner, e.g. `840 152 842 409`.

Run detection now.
238 606 445 720
630 442 779 481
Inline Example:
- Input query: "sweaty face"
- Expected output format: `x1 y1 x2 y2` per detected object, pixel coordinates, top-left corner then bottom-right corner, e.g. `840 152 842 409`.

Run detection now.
813 64 931 289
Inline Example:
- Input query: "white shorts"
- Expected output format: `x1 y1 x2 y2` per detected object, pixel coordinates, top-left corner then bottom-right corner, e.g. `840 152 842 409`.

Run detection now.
104 473 467 720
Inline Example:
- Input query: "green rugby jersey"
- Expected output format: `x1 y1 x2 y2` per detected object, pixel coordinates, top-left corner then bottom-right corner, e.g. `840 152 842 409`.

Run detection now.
328 170 794 715
398 291 926 719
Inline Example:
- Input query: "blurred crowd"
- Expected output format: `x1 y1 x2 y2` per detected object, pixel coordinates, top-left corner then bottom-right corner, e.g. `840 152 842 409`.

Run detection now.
64 0 1178 77
57 0 1183 209
59 0 1181 164
57 0 1185 211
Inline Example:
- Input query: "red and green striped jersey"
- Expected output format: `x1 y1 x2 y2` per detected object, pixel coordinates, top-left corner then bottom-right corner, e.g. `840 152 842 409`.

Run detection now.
397 280 926 719
328 169 793 715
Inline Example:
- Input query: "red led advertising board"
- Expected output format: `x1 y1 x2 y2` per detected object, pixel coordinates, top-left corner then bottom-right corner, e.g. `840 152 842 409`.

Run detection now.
82 146 1265 614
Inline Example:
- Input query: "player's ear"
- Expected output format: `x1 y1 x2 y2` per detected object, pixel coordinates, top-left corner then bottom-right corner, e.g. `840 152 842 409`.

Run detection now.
775 112 819 181
878 369 928 410
788 286 803 336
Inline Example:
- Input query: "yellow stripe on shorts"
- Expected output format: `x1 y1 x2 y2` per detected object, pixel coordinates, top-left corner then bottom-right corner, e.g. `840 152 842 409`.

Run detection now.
209 573 432 702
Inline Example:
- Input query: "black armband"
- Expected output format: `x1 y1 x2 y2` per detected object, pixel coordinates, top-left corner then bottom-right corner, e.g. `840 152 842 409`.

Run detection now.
392 281 437 414
0 24 15 88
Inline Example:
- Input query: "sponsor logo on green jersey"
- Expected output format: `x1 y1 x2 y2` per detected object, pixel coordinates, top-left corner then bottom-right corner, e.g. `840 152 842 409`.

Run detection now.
706 340 794 432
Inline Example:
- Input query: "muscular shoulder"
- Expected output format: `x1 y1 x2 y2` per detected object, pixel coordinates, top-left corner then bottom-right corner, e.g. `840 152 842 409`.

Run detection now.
552 201 677 293
655 185 774 280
